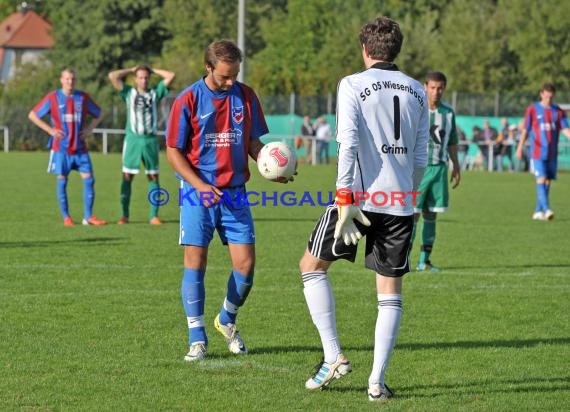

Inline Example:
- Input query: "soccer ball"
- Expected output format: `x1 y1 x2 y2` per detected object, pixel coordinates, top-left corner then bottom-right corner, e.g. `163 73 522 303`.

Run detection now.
257 141 297 182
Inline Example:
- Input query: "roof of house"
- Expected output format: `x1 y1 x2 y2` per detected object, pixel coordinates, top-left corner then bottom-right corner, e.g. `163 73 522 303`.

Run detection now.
0 10 53 49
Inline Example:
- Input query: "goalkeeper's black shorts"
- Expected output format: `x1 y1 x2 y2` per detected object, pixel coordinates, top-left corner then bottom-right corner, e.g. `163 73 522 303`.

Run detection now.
306 204 413 277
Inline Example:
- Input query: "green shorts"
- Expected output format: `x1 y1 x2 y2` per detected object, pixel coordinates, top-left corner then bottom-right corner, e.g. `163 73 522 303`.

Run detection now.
414 163 449 213
122 134 159 175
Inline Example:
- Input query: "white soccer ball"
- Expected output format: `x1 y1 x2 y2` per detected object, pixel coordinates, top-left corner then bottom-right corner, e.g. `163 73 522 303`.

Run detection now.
257 141 297 182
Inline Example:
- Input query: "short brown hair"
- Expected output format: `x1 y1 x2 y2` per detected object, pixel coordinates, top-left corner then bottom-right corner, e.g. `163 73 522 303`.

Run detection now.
134 64 152 76
425 71 447 86
541 83 556 94
61 67 76 76
358 16 403 62
204 40 243 69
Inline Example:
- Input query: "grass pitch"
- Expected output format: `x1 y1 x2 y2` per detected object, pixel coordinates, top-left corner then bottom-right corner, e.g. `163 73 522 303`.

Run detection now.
0 152 569 411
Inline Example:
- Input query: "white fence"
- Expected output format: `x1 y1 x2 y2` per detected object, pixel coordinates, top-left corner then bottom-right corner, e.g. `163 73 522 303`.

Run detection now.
3 126 570 172
91 128 166 154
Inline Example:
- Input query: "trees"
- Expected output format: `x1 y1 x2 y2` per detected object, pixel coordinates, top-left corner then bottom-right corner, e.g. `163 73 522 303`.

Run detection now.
247 0 380 96
161 0 286 89
0 0 568 119
45 0 170 99
426 1 517 93
501 0 570 92
161 0 237 89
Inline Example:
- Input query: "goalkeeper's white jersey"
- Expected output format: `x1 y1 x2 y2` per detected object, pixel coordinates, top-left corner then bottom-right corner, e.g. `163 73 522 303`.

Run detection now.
335 62 429 216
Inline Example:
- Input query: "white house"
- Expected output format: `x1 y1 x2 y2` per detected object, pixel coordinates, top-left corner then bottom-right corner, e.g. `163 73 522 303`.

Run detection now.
0 5 53 83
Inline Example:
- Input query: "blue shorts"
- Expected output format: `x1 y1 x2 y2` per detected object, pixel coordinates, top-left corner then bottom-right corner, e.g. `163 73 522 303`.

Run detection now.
47 151 93 176
179 181 255 246
532 159 557 180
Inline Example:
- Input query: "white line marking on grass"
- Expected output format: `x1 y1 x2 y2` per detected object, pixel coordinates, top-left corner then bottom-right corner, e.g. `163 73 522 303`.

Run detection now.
0 289 174 298
194 359 291 373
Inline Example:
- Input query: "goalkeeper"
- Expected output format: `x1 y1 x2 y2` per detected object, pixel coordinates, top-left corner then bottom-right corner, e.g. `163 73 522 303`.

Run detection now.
298 16 428 402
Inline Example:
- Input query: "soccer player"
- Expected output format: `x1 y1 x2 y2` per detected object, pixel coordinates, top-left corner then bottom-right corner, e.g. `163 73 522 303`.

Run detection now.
108 65 176 225
166 39 285 362
28 68 107 226
516 83 570 221
300 115 315 164
412 71 461 272
300 16 428 401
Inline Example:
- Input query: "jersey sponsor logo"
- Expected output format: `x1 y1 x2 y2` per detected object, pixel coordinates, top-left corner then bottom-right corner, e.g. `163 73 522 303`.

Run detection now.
232 106 244 124
430 124 444 144
204 128 242 147
134 94 152 110
62 113 82 122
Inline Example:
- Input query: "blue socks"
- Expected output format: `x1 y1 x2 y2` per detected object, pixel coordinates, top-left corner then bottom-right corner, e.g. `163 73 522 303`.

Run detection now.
219 269 254 325
83 176 95 219
536 183 549 212
182 268 253 345
182 268 206 345
57 178 69 218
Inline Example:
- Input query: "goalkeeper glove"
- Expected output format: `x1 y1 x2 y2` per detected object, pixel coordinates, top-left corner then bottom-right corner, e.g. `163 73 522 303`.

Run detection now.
334 203 371 246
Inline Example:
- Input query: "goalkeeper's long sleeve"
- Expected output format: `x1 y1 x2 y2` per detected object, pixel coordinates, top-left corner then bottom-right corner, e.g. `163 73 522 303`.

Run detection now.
336 143 358 192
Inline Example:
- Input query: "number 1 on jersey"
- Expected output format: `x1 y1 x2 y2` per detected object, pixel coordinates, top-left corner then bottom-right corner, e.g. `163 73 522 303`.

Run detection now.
393 96 400 141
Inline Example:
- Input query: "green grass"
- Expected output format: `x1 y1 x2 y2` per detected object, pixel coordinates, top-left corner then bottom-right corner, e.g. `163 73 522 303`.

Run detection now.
0 152 569 411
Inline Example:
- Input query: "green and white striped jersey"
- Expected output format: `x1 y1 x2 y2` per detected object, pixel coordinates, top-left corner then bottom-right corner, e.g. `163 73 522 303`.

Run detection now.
427 102 458 165
120 81 168 138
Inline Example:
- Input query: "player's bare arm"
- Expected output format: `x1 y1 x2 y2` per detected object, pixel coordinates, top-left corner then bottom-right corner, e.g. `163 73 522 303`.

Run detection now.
28 111 63 139
79 113 103 141
249 139 265 160
447 144 461 188
107 67 136 90
166 146 222 206
515 131 527 158
151 68 176 87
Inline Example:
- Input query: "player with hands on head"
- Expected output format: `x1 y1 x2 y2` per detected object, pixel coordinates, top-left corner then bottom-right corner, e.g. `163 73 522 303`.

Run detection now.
28 67 106 227
108 64 175 225
165 39 287 363
299 16 428 401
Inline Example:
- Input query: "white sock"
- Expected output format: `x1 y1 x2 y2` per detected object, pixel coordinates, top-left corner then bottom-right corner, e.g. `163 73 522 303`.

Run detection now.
302 271 341 364
369 294 402 386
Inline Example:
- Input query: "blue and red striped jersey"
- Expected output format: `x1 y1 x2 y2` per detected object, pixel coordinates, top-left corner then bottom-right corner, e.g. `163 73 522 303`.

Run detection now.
32 90 101 154
524 103 568 161
166 78 269 188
